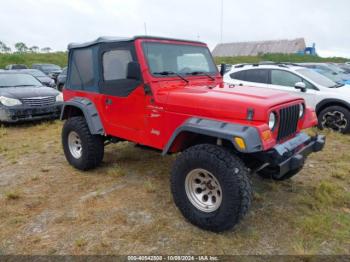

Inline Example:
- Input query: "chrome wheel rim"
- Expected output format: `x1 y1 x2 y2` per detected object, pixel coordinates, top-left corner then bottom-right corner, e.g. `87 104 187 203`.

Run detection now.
322 111 348 132
68 131 82 159
185 168 222 213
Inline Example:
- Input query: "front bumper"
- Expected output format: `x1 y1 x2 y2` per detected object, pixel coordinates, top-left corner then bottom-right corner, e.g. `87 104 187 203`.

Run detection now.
0 103 63 123
264 133 326 178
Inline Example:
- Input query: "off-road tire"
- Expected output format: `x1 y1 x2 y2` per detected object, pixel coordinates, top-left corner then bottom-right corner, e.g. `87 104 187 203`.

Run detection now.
257 166 303 181
171 144 252 232
318 106 350 134
62 116 104 170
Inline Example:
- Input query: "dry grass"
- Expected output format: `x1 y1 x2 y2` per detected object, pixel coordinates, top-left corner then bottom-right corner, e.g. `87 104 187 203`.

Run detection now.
0 121 349 255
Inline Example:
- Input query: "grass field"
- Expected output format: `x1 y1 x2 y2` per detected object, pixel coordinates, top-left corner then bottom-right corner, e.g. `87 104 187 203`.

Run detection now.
214 53 349 65
0 121 349 255
1 52 349 70
0 52 67 69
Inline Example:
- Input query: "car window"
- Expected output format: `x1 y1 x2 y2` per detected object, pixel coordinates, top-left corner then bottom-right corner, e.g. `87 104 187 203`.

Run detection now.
70 48 96 90
244 69 269 84
271 70 302 87
102 49 132 81
143 42 217 75
230 70 247 81
0 74 42 87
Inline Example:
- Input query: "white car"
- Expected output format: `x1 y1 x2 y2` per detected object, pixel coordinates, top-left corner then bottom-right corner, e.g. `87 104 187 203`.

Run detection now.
224 63 350 133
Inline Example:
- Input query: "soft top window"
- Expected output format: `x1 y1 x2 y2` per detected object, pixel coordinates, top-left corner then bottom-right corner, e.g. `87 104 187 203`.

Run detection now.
103 49 132 81
68 47 97 91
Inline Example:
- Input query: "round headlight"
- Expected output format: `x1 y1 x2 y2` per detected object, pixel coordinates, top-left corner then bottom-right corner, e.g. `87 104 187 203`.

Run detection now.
268 112 277 130
299 104 305 118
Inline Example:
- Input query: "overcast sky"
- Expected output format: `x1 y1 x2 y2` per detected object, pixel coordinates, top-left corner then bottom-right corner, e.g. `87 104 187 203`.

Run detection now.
0 0 349 57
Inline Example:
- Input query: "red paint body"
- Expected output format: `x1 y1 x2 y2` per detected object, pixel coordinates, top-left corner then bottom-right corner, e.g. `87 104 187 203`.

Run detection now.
63 38 318 152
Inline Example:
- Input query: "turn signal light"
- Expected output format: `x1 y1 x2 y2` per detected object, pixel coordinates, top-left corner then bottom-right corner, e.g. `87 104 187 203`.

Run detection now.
234 137 246 150
262 130 272 141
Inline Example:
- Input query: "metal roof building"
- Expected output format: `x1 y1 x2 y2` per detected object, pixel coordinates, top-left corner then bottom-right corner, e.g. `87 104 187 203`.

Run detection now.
212 38 306 57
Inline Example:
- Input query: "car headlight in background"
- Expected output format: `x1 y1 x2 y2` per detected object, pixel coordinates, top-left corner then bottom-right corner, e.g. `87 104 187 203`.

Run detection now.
299 104 305 118
56 93 63 102
268 112 277 130
0 96 22 106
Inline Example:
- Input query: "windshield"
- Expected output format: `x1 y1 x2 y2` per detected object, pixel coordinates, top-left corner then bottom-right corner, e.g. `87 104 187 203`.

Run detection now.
0 74 43 87
42 64 61 71
296 68 338 88
142 42 218 76
326 64 346 74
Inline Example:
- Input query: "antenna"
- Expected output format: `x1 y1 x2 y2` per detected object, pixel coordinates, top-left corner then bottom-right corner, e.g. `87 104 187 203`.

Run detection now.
220 0 224 43
144 22 148 36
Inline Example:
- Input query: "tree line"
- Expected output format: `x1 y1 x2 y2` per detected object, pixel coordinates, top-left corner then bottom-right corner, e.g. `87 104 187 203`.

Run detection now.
0 40 52 53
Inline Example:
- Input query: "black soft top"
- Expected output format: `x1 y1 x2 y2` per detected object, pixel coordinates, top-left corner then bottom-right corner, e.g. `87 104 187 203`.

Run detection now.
68 36 205 50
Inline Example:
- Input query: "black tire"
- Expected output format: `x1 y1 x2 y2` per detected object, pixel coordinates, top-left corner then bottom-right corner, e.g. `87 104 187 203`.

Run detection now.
318 106 350 134
257 166 303 181
171 144 252 232
62 116 104 170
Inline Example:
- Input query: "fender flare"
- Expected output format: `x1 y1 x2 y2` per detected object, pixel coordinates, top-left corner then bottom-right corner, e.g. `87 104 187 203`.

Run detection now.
60 97 105 135
162 117 263 155
315 98 350 115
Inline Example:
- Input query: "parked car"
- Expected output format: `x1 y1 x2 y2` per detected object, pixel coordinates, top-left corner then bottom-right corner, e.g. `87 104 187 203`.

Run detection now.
0 72 63 123
299 63 350 85
5 64 28 70
338 63 350 74
32 63 62 82
60 36 324 232
13 69 56 88
224 63 350 133
56 67 67 91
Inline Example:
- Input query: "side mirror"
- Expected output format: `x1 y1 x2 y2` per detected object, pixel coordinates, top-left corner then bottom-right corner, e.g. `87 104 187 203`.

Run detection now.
220 63 227 76
127 61 141 80
295 82 307 92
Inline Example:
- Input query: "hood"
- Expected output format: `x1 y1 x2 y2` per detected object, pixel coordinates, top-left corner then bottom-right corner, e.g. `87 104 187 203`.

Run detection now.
0 86 60 99
160 84 302 122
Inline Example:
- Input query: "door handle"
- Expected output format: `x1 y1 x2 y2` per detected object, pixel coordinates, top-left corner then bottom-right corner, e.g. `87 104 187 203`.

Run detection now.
105 98 113 105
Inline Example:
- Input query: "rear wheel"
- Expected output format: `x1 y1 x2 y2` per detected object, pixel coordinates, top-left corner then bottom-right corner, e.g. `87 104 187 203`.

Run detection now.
171 144 252 232
62 116 104 170
318 106 350 134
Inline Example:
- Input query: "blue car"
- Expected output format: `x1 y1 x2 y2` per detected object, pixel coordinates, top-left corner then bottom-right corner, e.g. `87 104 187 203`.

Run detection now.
299 63 350 85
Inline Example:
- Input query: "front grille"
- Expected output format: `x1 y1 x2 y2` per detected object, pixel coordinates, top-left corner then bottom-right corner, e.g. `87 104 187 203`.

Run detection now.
277 104 299 141
21 96 56 107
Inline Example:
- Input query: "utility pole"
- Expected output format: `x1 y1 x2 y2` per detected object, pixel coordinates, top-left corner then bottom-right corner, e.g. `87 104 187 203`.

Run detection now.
220 0 224 43
144 22 148 35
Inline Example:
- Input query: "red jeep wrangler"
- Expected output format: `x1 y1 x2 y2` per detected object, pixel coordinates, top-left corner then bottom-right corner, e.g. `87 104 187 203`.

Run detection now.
60 36 325 232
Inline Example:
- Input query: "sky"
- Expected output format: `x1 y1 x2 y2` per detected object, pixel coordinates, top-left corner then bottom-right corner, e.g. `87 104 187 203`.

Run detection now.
0 0 349 57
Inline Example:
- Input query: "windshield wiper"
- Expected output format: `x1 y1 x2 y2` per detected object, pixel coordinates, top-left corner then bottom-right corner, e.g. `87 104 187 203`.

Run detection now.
13 85 35 87
186 71 215 81
153 71 189 84
331 83 345 88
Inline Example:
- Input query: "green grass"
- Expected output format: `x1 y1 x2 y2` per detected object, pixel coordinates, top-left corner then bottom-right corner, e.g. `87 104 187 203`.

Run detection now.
1 52 348 70
214 53 349 65
0 52 68 68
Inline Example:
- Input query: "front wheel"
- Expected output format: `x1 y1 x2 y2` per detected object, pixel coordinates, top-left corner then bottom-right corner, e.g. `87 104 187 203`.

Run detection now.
62 116 104 170
318 106 350 134
171 144 252 232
